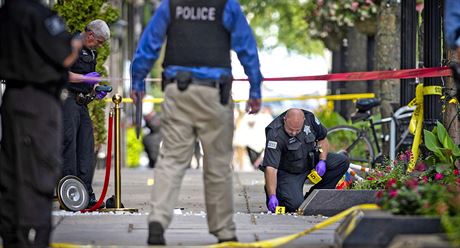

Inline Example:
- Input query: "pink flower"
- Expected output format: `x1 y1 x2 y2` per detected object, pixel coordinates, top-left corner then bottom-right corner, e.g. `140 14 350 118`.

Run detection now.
365 0 374 4
389 190 398 198
367 177 375 181
454 169 459 176
405 150 413 159
375 190 383 198
385 166 392 172
386 178 397 188
415 162 427 172
316 0 324 6
422 176 429 183
435 173 444 180
456 178 460 184
406 178 418 189
351 2 359 11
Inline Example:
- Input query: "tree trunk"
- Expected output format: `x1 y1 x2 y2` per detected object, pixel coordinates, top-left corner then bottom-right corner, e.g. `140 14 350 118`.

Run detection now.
444 49 460 144
375 1 401 155
341 27 369 119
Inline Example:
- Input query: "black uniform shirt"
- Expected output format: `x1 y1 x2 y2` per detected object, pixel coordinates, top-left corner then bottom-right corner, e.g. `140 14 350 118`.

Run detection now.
0 0 72 84
262 110 327 174
67 46 97 93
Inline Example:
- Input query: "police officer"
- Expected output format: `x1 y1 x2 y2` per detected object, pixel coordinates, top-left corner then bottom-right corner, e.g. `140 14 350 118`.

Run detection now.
0 0 81 246
62 19 110 209
131 0 262 245
262 108 349 213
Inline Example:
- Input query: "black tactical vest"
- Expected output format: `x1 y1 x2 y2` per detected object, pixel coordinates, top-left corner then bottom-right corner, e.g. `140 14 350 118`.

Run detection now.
163 0 231 68
68 47 97 93
265 110 319 174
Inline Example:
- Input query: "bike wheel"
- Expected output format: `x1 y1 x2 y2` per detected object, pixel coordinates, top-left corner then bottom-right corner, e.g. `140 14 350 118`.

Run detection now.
327 125 375 167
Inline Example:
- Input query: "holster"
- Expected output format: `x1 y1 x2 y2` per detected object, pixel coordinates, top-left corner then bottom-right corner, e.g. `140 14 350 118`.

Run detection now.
218 75 232 105
75 92 94 106
176 71 192 91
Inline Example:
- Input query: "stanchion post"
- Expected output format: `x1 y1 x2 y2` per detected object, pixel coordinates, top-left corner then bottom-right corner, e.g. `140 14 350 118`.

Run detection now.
102 94 138 212
113 94 122 209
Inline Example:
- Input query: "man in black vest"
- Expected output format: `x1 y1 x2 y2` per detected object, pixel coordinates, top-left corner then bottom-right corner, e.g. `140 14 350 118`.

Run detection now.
261 108 349 213
62 19 110 209
0 0 81 246
131 0 263 245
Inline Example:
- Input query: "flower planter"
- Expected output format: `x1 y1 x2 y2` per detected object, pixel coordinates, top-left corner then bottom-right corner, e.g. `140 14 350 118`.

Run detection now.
335 210 444 248
354 17 377 36
298 189 377 216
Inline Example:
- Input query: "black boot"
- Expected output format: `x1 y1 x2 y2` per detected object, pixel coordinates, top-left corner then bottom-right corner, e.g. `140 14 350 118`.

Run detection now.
147 222 165 245
87 193 105 209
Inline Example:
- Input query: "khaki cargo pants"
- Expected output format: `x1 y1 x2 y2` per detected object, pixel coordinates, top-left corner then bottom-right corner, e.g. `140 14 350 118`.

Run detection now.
148 82 236 240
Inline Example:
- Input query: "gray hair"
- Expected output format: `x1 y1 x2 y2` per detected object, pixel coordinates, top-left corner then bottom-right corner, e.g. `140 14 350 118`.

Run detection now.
86 19 110 41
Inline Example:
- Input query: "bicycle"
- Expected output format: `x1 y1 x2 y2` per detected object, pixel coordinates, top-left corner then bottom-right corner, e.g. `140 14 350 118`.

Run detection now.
326 98 414 168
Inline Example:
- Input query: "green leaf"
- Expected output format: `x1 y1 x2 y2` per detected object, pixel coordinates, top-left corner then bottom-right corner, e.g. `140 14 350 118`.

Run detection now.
424 129 445 159
436 121 456 151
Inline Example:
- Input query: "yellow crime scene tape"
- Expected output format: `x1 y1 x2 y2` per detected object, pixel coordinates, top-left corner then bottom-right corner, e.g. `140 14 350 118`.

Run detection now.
210 204 379 248
407 84 442 172
48 204 378 248
105 93 375 104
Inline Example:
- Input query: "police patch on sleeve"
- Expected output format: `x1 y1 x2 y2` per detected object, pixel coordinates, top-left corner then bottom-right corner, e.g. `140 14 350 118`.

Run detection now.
314 116 321 125
44 15 66 36
267 140 277 149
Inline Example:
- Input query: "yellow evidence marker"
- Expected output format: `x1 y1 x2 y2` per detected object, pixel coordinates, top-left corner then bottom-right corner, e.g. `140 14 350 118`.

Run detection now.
275 206 286 214
307 169 322 184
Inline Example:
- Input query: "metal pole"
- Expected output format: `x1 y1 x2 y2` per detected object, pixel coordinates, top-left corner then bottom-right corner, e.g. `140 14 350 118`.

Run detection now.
423 0 442 131
400 0 417 106
113 94 122 209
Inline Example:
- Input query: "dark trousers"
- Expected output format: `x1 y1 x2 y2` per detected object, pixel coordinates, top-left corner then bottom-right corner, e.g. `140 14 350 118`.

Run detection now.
62 96 95 195
0 86 62 248
270 153 349 212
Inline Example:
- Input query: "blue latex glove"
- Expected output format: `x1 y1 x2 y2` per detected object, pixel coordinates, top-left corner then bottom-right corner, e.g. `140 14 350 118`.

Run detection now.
96 91 107 100
83 72 101 84
268 194 279 213
315 160 327 177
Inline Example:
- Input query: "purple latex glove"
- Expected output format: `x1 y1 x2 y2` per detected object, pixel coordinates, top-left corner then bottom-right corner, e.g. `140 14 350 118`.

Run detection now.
96 91 107 100
268 194 279 213
315 160 327 177
83 72 101 84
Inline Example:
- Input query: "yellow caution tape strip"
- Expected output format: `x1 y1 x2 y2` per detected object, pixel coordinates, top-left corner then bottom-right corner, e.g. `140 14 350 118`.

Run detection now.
106 93 375 104
407 84 442 172
210 204 379 248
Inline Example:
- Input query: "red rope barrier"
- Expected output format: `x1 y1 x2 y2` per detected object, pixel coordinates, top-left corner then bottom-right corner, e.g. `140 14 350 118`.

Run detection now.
234 66 452 82
81 113 113 213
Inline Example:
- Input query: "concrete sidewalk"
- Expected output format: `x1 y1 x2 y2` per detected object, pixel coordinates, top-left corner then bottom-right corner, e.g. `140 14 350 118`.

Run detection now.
50 168 338 247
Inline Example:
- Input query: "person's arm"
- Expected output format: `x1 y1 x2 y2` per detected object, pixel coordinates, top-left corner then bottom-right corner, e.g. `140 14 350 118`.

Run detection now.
223 0 263 114
63 38 82 68
265 166 278 196
317 138 329 161
130 0 170 103
445 0 460 57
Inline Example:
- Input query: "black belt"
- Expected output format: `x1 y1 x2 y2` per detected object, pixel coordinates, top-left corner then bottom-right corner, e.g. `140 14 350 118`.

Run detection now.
166 78 219 88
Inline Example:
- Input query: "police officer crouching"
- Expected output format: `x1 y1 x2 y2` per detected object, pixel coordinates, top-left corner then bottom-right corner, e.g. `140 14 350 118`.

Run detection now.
62 19 110 209
261 108 349 213
0 0 81 246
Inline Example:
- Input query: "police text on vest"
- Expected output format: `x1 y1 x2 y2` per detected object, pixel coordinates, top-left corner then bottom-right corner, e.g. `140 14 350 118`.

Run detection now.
176 6 216 21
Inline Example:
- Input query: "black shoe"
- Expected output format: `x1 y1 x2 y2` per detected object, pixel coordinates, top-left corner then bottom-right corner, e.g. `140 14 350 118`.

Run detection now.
148 222 165 245
87 194 105 209
218 237 238 243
